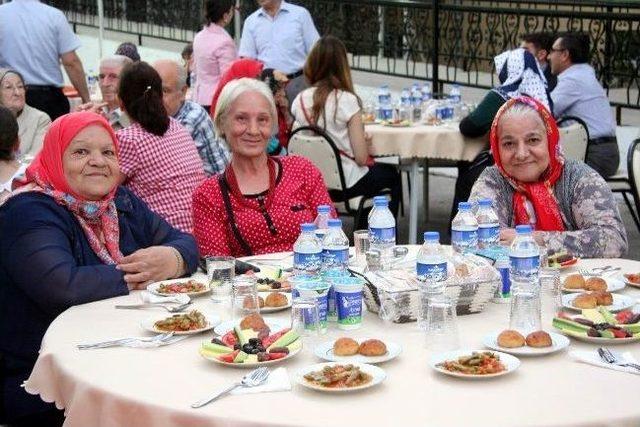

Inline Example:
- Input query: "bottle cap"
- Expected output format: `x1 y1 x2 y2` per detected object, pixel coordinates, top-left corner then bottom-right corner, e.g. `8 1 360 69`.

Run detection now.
317 205 330 214
328 219 342 228
458 201 472 211
478 199 492 207
373 196 389 207
424 231 440 242
301 223 316 232
515 224 532 234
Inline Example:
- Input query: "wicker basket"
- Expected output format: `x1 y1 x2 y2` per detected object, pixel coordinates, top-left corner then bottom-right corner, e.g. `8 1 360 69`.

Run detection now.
362 254 500 323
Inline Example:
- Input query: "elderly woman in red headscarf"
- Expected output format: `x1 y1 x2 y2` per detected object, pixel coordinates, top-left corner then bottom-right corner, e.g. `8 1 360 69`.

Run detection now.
469 96 627 258
0 112 198 425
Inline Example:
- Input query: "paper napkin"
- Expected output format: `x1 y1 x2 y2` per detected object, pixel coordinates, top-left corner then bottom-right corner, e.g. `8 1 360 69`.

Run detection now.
569 350 640 375
141 291 190 305
231 368 291 395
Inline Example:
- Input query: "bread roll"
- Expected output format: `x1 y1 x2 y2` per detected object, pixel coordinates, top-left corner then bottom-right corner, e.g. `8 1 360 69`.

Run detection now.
239 313 266 331
497 330 526 348
563 274 586 289
526 330 553 347
592 291 613 306
333 337 359 356
584 277 607 292
264 292 288 307
358 339 387 356
573 293 597 309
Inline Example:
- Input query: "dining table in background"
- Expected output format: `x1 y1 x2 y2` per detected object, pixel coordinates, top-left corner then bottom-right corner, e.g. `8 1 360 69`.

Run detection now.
366 122 487 244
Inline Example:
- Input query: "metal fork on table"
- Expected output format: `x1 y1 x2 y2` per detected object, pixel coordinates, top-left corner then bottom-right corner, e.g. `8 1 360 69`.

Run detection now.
77 332 175 350
191 367 270 408
578 266 621 277
114 301 192 313
597 347 640 372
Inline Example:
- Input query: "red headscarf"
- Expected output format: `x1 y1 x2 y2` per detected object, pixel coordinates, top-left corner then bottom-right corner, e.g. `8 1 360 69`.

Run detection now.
17 112 124 264
210 58 264 117
490 96 566 232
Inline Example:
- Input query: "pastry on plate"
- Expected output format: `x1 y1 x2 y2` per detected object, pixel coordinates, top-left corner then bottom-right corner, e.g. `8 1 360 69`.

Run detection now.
264 292 288 308
592 290 613 306
573 293 598 309
496 330 526 348
525 331 553 348
584 277 607 292
239 313 267 331
563 274 586 289
358 339 387 356
333 337 359 356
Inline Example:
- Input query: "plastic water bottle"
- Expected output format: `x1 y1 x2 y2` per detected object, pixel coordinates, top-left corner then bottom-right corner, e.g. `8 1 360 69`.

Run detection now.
377 85 392 121
293 223 323 276
313 205 331 240
476 199 500 249
421 82 432 101
509 225 541 281
321 219 349 273
399 89 412 123
411 83 423 122
451 201 478 253
400 87 411 105
368 196 396 262
449 84 462 120
87 69 100 102
416 231 449 329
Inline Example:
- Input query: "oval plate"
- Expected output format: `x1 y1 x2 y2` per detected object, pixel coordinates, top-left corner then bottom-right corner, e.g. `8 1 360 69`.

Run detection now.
200 343 302 368
623 274 640 289
562 276 626 293
295 362 386 392
140 314 219 336
313 340 402 364
482 331 569 356
429 350 520 379
562 293 636 312
553 327 640 344
258 292 292 313
147 279 210 298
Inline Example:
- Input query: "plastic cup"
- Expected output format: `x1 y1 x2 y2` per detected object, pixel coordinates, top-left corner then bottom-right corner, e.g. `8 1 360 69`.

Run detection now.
331 276 365 330
206 256 235 303
296 281 331 333
353 230 370 264
289 274 322 299
321 269 351 322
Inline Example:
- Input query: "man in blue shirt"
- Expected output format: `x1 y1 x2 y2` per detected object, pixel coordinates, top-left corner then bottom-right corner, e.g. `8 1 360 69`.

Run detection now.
239 0 319 102
0 0 90 120
153 59 230 176
548 32 619 177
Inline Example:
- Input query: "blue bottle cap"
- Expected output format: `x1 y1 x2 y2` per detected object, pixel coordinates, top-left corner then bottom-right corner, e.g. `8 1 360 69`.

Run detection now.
328 219 342 228
478 199 492 207
301 223 316 232
373 197 389 207
424 231 440 242
458 201 472 211
317 205 330 214
515 225 532 234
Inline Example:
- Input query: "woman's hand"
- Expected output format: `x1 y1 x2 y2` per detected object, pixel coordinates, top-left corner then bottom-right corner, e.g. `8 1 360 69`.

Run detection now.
117 246 183 290
499 228 517 246
75 101 108 115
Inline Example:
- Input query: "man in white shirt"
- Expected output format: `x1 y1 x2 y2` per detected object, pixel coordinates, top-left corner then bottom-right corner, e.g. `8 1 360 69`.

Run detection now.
548 32 619 177
239 0 319 102
0 0 90 120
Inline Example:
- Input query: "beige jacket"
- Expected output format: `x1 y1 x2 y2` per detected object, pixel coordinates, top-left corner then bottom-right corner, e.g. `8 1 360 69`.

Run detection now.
17 104 51 157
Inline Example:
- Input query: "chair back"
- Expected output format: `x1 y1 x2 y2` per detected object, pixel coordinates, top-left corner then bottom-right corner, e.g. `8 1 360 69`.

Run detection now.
557 116 589 162
288 125 348 192
629 138 640 200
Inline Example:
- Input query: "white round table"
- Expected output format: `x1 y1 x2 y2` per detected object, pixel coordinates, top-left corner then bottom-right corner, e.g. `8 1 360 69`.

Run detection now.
25 257 640 427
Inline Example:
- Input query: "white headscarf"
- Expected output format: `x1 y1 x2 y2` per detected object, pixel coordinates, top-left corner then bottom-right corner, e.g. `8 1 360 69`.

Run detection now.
492 48 552 112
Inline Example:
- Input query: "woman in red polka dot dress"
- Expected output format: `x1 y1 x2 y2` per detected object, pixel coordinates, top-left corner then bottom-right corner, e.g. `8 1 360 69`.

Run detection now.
192 78 334 257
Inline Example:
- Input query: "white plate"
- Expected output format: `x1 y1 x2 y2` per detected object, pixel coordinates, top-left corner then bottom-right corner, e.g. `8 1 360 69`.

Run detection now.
313 340 402 364
482 331 569 356
295 362 386 392
200 343 302 368
623 275 640 289
554 328 640 344
429 350 520 379
147 278 210 297
213 319 288 336
258 292 292 313
562 293 636 312
140 313 219 335
561 276 625 293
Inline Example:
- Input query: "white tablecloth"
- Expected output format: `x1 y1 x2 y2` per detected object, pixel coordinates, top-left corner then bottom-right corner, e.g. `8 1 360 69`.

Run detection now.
25 257 640 427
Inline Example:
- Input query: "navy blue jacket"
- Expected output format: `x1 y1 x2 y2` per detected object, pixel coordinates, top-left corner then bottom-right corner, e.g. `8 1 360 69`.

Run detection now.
0 187 198 420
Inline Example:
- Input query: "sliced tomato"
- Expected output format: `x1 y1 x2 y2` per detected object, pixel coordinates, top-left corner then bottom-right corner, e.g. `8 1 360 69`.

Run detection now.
560 257 578 267
261 328 290 348
218 350 239 363
267 352 288 360
615 310 634 324
611 328 628 339
221 331 238 347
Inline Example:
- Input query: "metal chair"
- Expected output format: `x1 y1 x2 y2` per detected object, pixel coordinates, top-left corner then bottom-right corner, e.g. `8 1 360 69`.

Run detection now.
557 116 589 162
288 125 392 229
607 138 640 233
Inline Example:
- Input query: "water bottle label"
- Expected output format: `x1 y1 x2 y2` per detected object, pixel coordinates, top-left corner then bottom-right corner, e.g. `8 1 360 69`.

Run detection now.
478 225 499 245
369 226 395 245
416 262 447 282
328 286 336 319
382 107 393 120
293 252 322 273
451 230 478 250
322 248 349 267
498 264 511 297
509 256 540 279
336 290 363 325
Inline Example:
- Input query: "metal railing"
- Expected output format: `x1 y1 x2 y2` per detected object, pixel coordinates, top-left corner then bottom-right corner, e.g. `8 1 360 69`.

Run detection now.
45 0 640 112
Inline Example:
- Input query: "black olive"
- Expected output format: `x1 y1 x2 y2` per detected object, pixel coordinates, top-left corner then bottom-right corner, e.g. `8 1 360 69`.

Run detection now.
242 343 253 353
250 348 261 355
271 282 281 289
248 338 261 346
233 343 241 350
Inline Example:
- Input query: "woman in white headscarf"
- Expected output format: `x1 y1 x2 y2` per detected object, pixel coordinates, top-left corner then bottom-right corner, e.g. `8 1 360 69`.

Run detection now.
451 48 552 224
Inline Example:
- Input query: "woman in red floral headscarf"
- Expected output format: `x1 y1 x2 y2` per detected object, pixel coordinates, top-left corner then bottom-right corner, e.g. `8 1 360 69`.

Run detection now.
469 96 627 258
0 112 198 425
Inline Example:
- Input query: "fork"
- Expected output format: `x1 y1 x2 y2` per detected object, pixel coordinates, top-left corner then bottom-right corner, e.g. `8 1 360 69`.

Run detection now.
597 347 640 372
578 266 620 277
114 302 192 313
77 332 174 350
191 367 270 408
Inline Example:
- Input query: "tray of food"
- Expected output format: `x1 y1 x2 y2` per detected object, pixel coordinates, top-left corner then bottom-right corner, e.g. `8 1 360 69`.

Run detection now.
141 310 217 335
430 350 520 379
314 337 401 364
295 362 386 392
147 279 210 297
562 292 634 312
562 273 625 293
552 308 640 343
483 330 569 356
